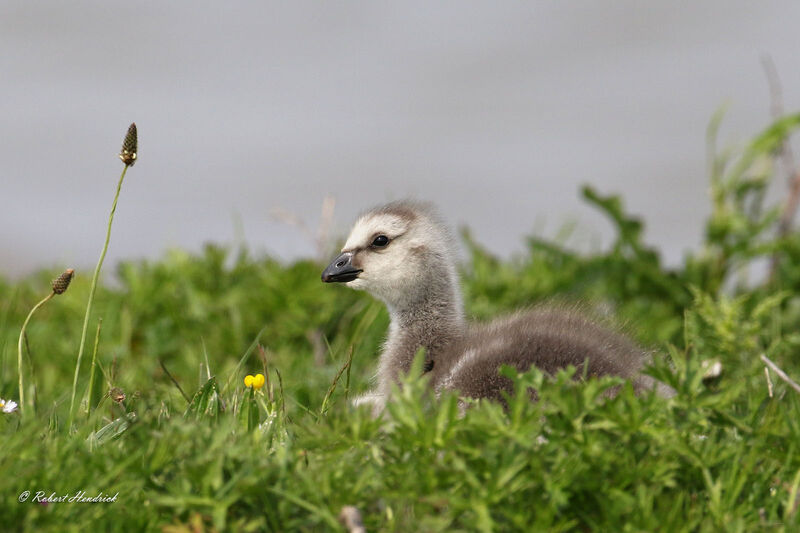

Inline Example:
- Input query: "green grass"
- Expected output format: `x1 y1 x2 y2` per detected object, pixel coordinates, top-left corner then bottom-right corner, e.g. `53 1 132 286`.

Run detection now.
2 113 800 531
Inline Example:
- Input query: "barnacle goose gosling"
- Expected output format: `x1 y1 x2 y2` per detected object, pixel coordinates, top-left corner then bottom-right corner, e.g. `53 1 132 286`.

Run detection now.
322 200 666 413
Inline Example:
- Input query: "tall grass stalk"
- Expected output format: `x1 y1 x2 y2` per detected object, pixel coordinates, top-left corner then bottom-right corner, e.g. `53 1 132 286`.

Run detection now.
69 123 136 428
68 165 128 426
17 293 53 415
16 268 74 416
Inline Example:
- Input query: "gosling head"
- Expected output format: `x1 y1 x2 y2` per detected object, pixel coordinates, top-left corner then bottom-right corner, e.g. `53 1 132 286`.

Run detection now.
322 201 459 310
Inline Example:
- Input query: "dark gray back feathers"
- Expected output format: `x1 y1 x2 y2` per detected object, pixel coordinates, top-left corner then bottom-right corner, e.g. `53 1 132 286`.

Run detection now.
430 307 658 402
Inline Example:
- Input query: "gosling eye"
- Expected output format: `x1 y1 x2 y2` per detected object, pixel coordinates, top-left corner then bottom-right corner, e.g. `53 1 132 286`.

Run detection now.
371 235 390 248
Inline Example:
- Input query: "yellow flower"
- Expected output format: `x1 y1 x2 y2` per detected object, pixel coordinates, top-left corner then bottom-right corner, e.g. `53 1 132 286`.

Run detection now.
244 375 255 388
253 373 265 389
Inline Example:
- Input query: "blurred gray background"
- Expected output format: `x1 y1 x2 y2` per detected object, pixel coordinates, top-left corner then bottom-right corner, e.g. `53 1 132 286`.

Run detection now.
2 2 799 279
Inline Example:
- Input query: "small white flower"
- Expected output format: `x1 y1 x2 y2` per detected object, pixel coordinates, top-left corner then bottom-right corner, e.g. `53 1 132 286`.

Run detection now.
0 398 18 413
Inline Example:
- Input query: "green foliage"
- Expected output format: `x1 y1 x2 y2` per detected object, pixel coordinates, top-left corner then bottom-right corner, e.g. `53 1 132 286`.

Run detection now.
2 113 800 530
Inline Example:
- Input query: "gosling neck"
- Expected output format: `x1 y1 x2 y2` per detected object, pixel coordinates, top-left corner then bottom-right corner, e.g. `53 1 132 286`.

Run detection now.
378 269 465 391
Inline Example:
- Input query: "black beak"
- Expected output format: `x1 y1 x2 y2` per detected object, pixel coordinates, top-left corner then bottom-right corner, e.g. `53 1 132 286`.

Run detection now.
321 252 362 283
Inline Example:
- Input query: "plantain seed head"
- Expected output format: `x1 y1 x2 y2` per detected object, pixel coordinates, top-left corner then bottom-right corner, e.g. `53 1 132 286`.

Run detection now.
110 387 126 403
119 123 138 167
52 268 75 295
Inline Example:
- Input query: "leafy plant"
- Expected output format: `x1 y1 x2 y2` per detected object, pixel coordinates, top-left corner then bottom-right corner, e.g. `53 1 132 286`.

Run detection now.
2 112 800 531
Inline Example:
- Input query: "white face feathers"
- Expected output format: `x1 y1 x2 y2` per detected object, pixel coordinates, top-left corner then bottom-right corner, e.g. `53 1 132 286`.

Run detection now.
341 212 415 297
322 201 459 310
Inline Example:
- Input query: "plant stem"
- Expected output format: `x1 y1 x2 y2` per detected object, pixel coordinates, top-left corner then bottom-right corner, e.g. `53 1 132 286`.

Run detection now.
85 318 103 417
761 354 800 396
17 292 54 416
320 349 352 417
159 359 190 403
69 164 128 428
344 345 353 402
